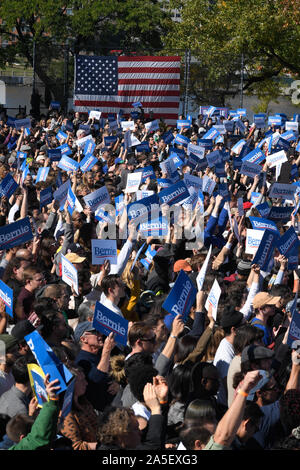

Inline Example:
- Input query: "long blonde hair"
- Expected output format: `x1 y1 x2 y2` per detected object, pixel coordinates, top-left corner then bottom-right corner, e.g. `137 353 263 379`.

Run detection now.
121 258 138 290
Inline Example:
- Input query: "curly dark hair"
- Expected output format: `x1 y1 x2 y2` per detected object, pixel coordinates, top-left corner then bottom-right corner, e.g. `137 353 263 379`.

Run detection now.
97 407 135 446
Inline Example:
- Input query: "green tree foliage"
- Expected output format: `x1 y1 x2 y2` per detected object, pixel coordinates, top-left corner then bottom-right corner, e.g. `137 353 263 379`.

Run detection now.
164 0 300 106
0 0 171 102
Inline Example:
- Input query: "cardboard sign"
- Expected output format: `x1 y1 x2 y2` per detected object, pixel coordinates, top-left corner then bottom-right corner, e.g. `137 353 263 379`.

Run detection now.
58 155 80 172
125 172 143 193
158 180 190 207
162 270 197 322
0 217 33 250
246 229 265 255
27 364 48 408
205 279 221 321
25 331 73 395
266 150 288 168
196 245 212 291
252 229 279 271
35 167 50 184
80 154 98 173
249 217 279 234
91 239 118 265
128 194 160 222
83 186 111 212
0 279 13 318
61 254 79 295
268 183 297 200
0 174 18 198
93 302 129 346
40 187 53 208
240 161 262 178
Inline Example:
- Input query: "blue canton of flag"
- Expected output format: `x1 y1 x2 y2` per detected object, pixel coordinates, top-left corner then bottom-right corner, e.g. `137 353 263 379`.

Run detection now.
75 56 118 95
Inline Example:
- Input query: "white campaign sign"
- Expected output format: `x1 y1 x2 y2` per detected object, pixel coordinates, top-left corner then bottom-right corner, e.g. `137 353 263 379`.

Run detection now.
205 279 221 320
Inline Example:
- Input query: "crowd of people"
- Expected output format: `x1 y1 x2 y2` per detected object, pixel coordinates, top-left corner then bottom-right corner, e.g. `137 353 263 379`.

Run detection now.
0 102 299 452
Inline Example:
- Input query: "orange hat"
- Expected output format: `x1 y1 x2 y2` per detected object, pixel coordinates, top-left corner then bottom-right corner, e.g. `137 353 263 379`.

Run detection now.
173 259 192 273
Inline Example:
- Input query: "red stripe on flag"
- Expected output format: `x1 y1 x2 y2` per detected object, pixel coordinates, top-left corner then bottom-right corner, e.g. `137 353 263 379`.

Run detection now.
117 90 180 97
118 79 180 85
118 67 180 74
74 100 179 108
118 56 181 62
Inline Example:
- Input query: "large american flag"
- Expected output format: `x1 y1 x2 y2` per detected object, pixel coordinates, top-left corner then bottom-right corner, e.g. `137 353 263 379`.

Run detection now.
73 55 181 125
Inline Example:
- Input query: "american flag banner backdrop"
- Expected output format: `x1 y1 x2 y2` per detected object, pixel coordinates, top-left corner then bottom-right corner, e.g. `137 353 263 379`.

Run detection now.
73 55 181 125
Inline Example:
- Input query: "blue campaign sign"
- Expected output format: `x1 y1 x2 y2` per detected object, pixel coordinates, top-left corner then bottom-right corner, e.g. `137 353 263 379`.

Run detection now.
287 294 300 347
162 270 197 322
206 150 222 168
0 174 18 199
281 131 297 142
93 301 129 346
40 187 53 208
223 120 235 132
65 120 74 132
83 186 111 212
240 161 262 178
61 378 76 419
92 239 118 265
242 147 265 164
139 216 168 237
177 119 191 129
134 165 156 182
66 187 76 215
50 101 61 110
17 151 27 160
174 134 190 147
58 155 80 172
56 130 67 141
268 116 282 126
0 279 13 317
256 202 271 218
268 206 294 223
80 154 98 173
218 183 230 200
202 128 220 140
250 191 261 205
35 167 50 184
235 119 246 134
132 101 143 108
233 155 243 170
25 330 73 395
135 141 151 153
104 136 118 146
115 194 124 217
158 180 190 207
84 139 96 156
15 118 31 130
275 137 290 152
197 139 214 149
168 154 185 169
95 206 116 224
215 162 226 178
277 226 299 257
0 217 33 250
157 178 173 189
28 366 48 408
249 217 279 233
162 130 174 144
47 148 62 161
252 229 279 271
128 194 160 222
58 143 72 156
